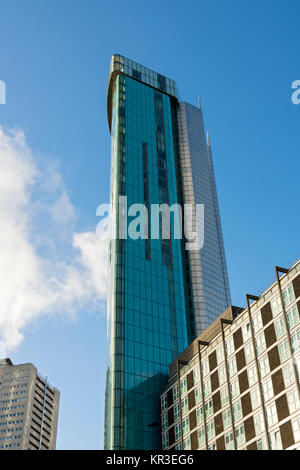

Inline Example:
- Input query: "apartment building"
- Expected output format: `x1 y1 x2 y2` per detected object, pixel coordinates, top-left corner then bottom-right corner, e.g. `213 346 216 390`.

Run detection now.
160 260 300 450
0 359 60 450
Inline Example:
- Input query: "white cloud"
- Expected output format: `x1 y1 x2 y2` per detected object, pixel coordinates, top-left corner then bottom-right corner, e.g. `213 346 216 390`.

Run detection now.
0 126 108 356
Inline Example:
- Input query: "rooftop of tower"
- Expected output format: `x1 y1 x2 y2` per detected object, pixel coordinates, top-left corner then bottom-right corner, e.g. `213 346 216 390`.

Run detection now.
107 54 179 132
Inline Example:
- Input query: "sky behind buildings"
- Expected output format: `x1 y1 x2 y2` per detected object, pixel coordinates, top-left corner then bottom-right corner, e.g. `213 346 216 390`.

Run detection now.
0 0 299 449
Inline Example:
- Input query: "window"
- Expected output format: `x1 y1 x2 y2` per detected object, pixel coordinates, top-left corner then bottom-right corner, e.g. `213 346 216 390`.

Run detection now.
291 328 300 353
232 399 242 423
218 366 226 386
251 387 261 410
207 419 215 440
287 388 300 414
162 431 169 449
242 322 251 342
235 424 245 447
245 343 254 364
228 357 237 378
230 378 239 399
181 397 188 415
270 429 282 450
198 427 205 446
225 431 234 450
157 74 167 92
282 284 295 307
279 339 291 362
175 422 181 441
292 416 300 442
205 398 213 418
262 378 274 401
255 333 266 355
271 296 282 316
180 378 187 395
266 403 277 427
0 443 21 449
252 312 263 334
248 364 257 386
208 442 217 450
296 355 300 377
203 378 211 397
132 69 141 80
201 358 209 378
193 366 200 385
222 408 231 430
287 305 300 329
174 404 180 422
196 406 204 425
225 336 234 356
274 317 286 340
283 363 295 387
161 395 167 412
182 416 190 435
183 436 191 450
194 386 202 405
257 437 267 450
162 413 168 431
220 387 229 407
258 354 270 378
254 411 264 435
216 346 224 365
173 385 179 402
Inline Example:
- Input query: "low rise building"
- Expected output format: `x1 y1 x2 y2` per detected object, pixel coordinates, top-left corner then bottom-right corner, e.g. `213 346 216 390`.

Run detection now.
160 260 300 450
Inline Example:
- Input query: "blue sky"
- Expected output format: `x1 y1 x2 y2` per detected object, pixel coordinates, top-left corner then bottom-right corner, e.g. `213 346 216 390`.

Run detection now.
0 0 299 449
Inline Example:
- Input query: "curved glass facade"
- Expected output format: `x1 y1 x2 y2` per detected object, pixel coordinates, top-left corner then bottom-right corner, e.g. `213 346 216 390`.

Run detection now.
105 73 188 449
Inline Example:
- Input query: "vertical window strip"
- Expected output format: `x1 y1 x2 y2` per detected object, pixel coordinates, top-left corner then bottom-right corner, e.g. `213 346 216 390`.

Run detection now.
154 90 178 356
142 142 151 260
154 90 172 268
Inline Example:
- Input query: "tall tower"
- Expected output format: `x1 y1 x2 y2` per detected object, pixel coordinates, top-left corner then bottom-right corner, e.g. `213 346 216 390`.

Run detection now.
178 102 231 333
0 358 60 450
104 55 231 450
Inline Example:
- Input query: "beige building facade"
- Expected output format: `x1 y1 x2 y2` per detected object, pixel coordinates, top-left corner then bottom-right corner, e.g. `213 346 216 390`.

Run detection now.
161 260 300 450
0 359 60 450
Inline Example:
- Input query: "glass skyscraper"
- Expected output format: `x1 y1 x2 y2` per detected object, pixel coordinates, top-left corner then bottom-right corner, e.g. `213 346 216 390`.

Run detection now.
104 55 231 450
178 102 231 332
